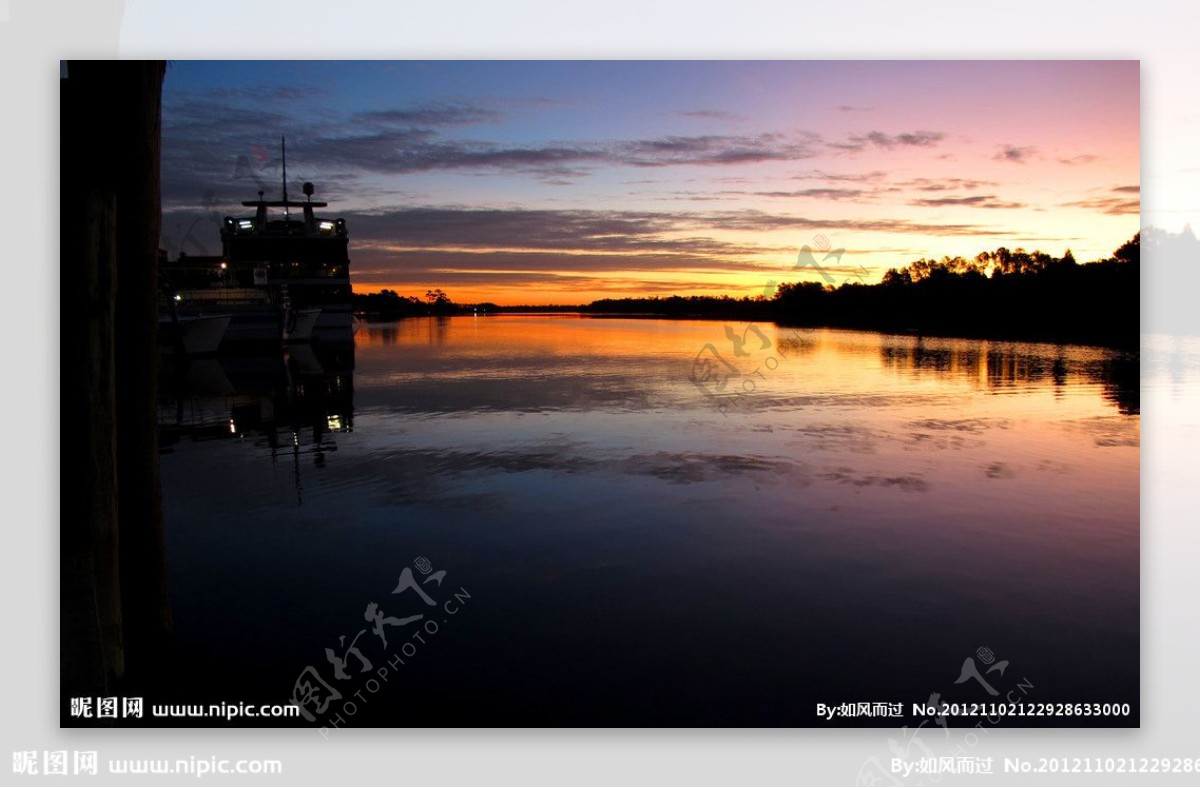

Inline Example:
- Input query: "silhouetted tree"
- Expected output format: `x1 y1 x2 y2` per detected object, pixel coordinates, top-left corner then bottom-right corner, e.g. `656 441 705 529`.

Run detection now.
766 234 1140 347
881 268 910 287
1113 233 1139 265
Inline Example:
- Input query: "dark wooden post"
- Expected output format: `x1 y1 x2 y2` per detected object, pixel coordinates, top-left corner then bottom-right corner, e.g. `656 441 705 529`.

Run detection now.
108 62 174 679
60 61 170 700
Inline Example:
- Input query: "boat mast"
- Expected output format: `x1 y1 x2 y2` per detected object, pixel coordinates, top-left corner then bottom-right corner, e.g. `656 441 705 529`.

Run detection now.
281 135 289 220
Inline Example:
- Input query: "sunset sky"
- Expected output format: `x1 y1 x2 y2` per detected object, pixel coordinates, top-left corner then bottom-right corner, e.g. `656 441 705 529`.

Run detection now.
160 60 1139 305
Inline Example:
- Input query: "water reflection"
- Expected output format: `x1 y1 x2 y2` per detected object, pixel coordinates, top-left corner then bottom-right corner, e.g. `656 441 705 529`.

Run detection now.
155 318 1138 726
357 315 452 347
879 335 1139 415
158 344 355 503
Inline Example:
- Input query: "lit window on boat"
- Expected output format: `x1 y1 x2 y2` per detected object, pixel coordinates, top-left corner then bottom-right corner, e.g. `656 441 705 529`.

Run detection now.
327 415 343 431
237 219 253 231
318 220 335 232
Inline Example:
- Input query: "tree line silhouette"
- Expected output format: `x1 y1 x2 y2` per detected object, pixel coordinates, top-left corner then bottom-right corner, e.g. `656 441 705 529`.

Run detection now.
353 287 486 317
354 234 1140 348
584 234 1140 347
776 235 1137 346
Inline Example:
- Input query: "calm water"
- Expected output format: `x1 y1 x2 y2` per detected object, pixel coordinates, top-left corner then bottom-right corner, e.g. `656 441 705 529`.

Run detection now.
157 316 1139 726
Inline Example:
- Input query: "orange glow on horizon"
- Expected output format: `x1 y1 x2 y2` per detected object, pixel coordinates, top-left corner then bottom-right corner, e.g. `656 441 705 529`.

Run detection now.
351 282 771 306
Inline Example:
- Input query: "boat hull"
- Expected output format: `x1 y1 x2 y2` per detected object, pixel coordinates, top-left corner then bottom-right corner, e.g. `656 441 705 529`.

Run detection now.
283 308 322 342
160 314 233 355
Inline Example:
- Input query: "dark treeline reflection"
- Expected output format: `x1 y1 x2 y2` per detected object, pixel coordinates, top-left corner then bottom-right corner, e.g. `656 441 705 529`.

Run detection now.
158 344 355 477
880 339 1139 415
356 315 452 347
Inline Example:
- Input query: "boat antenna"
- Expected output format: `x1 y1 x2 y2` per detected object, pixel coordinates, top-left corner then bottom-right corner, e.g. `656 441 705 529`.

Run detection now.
281 135 289 219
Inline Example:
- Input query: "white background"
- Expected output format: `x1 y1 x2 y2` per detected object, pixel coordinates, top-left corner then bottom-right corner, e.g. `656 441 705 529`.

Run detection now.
3 1 1199 785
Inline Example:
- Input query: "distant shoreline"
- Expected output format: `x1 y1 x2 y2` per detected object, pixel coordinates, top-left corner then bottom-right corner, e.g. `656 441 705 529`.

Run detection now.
362 308 1139 352
354 237 1141 352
